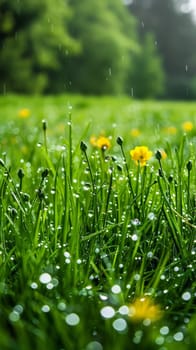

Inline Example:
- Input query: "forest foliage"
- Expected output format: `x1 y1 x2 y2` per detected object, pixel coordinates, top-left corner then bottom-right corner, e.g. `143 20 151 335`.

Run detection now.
0 0 196 99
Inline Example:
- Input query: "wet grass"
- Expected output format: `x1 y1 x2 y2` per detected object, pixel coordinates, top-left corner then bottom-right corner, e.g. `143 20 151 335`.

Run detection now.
0 94 196 350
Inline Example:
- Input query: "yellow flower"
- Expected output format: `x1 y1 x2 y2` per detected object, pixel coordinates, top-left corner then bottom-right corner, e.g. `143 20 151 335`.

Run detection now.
128 297 163 323
90 135 111 150
182 121 193 132
130 128 141 137
164 126 177 135
18 108 30 119
130 146 152 166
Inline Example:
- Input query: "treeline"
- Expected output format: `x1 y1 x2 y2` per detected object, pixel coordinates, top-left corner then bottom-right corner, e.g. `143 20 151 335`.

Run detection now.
0 0 196 99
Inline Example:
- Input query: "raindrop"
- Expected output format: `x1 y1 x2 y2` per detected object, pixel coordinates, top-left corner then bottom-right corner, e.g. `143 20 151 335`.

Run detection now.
148 212 156 220
112 318 127 332
147 251 153 258
86 341 103 350
143 319 151 326
181 291 191 301
65 313 80 326
100 306 115 319
118 305 129 315
131 218 141 226
46 283 54 290
39 273 52 284
173 332 184 342
160 326 169 335
134 274 140 281
13 305 23 314
99 294 108 301
155 336 164 345
9 311 20 322
31 282 38 289
41 305 50 313
111 284 121 294
64 251 71 258
131 234 138 241
58 302 67 311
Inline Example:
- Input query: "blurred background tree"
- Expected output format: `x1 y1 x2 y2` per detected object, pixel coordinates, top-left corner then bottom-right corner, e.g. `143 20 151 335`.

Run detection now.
54 0 139 95
0 0 79 93
0 0 196 99
128 0 196 99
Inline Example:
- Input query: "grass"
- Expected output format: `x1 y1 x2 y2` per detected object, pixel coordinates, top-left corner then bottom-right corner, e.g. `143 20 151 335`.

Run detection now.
0 94 195 350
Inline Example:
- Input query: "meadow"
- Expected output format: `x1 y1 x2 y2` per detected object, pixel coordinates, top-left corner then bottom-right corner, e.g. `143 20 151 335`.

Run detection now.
0 94 195 350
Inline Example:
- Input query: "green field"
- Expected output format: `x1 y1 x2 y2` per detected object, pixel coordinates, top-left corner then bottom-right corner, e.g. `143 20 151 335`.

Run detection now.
0 95 196 350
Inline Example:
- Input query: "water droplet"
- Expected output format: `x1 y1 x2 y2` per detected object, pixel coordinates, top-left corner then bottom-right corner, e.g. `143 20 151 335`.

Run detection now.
99 294 108 301
100 306 115 319
118 305 129 315
39 273 52 284
147 251 153 258
131 218 141 226
58 302 67 311
155 336 164 345
64 251 71 258
112 318 127 332
86 341 103 350
111 284 121 294
143 319 151 326
148 212 156 220
160 326 169 335
131 234 138 241
41 305 50 313
31 282 38 289
13 305 23 314
9 311 20 322
65 313 80 326
182 291 191 301
173 332 184 341
134 274 140 281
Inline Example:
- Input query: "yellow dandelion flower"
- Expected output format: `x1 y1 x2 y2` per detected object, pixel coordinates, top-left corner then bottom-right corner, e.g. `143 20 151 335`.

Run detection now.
164 126 177 135
130 128 141 137
90 135 111 151
130 146 152 166
182 121 193 132
18 108 30 119
128 297 163 323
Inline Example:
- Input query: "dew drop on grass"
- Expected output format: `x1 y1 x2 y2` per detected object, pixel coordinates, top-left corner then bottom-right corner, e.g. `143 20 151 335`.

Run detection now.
9 311 20 322
155 336 164 345
111 284 121 294
31 282 38 289
160 326 169 335
134 274 140 281
86 341 103 350
100 306 115 319
41 305 50 313
147 251 153 258
131 234 138 241
181 291 191 301
39 273 52 284
13 305 23 314
112 318 127 332
173 332 184 342
99 293 108 301
57 302 67 311
46 283 54 290
64 251 71 258
65 313 80 326
148 212 156 220
118 305 129 315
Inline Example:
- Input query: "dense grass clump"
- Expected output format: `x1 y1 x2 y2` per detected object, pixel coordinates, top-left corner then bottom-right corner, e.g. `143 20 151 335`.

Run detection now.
0 95 195 350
